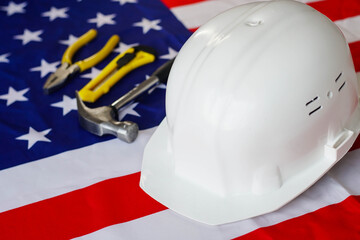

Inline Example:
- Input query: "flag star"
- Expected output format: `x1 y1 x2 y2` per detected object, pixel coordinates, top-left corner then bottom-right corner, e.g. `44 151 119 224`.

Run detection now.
1 1 26 16
118 102 140 120
51 95 77 116
114 42 138 53
111 0 137 5
0 87 29 106
80 67 101 79
88 12 116 28
59 34 78 46
133 18 162 34
0 53 10 63
42 7 69 21
148 83 166 94
138 75 167 94
30 59 60 78
14 29 43 45
160 47 178 60
16 127 51 149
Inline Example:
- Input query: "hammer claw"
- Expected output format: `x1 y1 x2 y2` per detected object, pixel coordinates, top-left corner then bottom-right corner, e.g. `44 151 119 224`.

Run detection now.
76 91 139 143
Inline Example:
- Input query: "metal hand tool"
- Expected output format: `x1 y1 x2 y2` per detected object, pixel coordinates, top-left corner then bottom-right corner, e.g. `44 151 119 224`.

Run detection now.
76 58 175 143
78 46 156 103
44 29 120 94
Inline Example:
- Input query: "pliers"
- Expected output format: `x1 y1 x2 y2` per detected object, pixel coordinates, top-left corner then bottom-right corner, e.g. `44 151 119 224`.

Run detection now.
43 29 120 94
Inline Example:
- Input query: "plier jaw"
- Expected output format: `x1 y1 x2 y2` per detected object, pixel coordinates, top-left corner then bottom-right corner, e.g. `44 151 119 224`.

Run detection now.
43 62 80 94
42 29 120 94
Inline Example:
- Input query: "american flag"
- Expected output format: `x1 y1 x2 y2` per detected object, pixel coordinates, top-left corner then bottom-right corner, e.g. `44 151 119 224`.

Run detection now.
0 0 359 239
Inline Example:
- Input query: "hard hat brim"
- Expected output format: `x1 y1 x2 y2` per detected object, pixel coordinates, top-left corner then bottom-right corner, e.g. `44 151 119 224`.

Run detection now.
140 117 360 225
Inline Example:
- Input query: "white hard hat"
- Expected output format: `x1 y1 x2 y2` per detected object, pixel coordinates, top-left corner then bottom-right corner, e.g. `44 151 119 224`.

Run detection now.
140 0 360 225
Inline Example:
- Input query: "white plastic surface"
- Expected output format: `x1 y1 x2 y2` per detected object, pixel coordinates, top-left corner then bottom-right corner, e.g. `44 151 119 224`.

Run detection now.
140 0 360 225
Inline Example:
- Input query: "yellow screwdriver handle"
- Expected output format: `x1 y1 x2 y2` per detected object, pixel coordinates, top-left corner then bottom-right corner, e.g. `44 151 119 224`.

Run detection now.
62 29 97 65
76 34 120 72
79 47 156 103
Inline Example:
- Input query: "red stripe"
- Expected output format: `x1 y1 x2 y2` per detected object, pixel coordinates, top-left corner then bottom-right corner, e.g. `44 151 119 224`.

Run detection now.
234 195 360 240
162 0 360 22
161 0 205 8
308 0 360 21
0 172 167 240
350 135 360 152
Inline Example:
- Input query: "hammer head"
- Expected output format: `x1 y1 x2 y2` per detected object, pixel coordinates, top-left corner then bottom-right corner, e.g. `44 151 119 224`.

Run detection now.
76 92 139 143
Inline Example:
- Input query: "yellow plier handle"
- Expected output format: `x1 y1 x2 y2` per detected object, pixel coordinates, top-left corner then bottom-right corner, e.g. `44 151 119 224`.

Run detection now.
62 29 120 72
79 46 156 103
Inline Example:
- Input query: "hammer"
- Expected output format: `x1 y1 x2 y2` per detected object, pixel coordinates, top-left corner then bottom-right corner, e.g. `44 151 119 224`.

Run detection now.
76 58 175 143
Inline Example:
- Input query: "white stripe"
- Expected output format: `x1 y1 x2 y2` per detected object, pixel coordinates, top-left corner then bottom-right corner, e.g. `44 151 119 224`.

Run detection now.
171 1 234 30
171 0 323 30
0 128 155 213
75 147 360 239
336 15 360 44
73 210 223 240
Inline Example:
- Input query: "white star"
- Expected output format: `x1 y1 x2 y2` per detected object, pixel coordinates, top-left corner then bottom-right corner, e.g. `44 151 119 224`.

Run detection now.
160 47 178 60
138 75 167 94
80 67 101 79
14 29 43 45
148 82 166 94
0 87 29 106
16 127 51 149
1 1 26 16
111 0 137 5
118 102 140 120
135 75 166 94
42 7 69 21
30 59 60 78
88 12 116 28
133 18 162 34
0 53 10 63
51 95 77 116
59 34 78 46
114 42 138 53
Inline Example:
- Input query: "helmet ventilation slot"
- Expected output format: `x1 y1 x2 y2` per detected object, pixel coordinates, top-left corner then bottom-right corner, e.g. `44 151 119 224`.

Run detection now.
335 72 346 92
309 106 322 116
335 72 342 82
338 81 346 92
306 96 319 106
306 96 321 116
